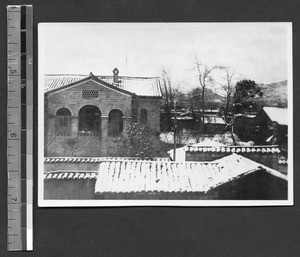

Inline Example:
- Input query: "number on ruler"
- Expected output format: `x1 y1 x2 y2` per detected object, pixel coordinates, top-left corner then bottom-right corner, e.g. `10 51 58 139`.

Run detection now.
28 58 32 65
10 133 17 138
10 69 17 74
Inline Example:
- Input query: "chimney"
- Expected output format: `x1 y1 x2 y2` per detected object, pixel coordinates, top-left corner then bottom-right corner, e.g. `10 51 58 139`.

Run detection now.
113 68 119 83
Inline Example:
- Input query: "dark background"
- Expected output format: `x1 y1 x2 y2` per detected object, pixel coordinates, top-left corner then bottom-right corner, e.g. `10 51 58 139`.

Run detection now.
1 0 300 256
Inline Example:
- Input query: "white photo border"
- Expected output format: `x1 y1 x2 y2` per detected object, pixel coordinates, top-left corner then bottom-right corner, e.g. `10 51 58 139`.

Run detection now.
38 22 293 207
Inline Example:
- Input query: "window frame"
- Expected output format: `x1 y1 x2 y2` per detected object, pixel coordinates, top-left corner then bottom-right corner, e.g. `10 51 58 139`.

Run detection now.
131 108 138 123
140 108 148 125
55 108 72 135
108 109 124 136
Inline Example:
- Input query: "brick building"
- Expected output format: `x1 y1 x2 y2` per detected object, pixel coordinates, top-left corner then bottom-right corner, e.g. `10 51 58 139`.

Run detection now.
44 68 162 157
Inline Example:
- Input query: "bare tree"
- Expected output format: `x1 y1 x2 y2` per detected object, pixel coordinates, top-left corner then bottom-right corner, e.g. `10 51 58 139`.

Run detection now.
214 68 238 144
64 137 91 157
222 68 237 116
193 56 225 133
44 134 57 149
112 113 169 158
160 69 180 131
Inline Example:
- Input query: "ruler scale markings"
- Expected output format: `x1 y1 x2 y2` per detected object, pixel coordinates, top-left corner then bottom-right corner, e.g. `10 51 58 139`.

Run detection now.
7 5 33 252
7 5 22 250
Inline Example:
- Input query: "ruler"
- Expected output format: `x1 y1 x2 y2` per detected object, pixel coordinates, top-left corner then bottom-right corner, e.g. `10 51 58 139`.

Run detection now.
7 5 33 251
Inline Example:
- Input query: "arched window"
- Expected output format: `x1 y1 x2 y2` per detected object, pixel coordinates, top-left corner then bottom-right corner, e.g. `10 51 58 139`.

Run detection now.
56 108 71 134
131 108 138 123
78 105 101 134
140 108 148 124
108 109 123 136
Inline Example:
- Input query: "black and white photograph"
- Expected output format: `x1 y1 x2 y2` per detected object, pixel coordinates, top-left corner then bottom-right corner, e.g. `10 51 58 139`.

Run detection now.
38 23 293 206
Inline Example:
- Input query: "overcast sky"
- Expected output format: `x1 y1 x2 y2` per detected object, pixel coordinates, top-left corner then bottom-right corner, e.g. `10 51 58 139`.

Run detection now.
39 23 292 92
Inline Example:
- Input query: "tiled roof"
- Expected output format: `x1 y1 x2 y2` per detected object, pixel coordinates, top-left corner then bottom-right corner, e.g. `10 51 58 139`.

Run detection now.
263 107 288 125
94 154 287 194
172 116 193 120
44 170 98 180
94 160 219 194
183 145 280 153
209 154 287 189
204 116 225 124
44 74 162 97
44 157 170 163
278 159 288 165
278 156 288 165
44 154 287 194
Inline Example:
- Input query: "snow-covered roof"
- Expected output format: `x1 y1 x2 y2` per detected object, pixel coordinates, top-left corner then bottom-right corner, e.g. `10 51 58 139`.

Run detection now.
44 157 168 163
208 154 287 189
263 107 288 125
44 154 287 194
93 154 287 194
204 116 225 124
183 145 280 153
160 132 236 146
44 74 162 98
44 170 98 180
171 116 194 120
94 160 218 193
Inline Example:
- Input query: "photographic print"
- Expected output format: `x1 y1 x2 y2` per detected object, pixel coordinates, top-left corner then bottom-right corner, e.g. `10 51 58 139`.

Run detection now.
38 23 293 206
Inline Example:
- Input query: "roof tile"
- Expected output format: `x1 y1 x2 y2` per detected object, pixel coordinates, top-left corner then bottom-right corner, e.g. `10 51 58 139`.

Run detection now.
44 155 287 194
44 170 98 180
44 156 167 163
263 107 288 125
185 145 280 153
44 74 162 97
93 155 287 194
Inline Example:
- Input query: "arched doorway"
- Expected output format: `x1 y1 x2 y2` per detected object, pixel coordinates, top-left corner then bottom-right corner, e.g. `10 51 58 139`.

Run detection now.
78 105 101 134
108 109 124 136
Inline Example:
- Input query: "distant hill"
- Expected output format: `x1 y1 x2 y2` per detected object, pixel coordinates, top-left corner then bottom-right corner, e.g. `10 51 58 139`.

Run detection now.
175 80 288 110
255 80 287 108
205 81 288 108
205 88 227 106
176 88 227 109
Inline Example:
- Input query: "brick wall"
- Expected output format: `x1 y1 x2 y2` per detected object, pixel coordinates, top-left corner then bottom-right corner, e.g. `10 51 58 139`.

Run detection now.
132 98 161 132
44 179 96 199
45 79 161 157
217 171 287 200
44 162 100 172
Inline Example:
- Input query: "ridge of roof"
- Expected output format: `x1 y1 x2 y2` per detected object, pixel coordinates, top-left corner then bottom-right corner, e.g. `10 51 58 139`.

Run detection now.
213 153 287 180
44 156 213 164
263 106 288 110
44 170 98 180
